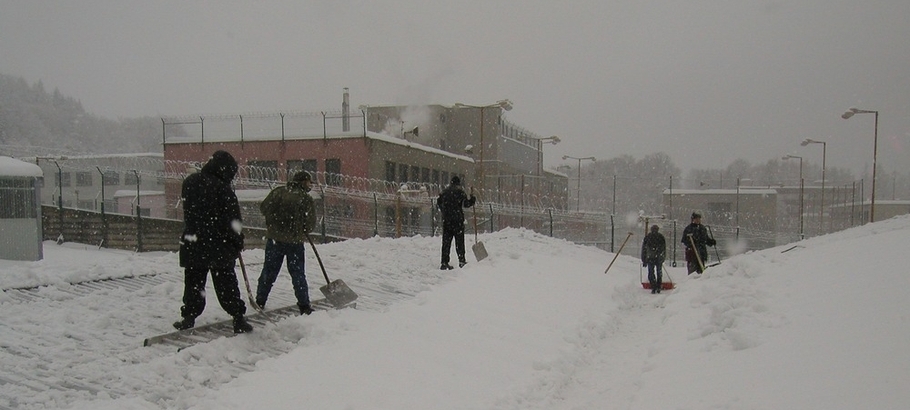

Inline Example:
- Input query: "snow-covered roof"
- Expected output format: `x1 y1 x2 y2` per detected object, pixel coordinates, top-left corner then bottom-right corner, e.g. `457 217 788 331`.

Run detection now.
166 131 474 163
0 156 43 177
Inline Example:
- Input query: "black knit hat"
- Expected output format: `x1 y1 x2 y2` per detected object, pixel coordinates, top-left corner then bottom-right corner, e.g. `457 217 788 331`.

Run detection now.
451 176 461 186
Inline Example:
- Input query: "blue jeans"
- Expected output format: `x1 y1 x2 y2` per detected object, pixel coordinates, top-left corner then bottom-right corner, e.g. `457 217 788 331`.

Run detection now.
256 239 310 308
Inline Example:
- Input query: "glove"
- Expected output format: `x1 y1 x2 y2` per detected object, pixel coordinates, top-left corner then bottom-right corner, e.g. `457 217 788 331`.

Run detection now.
707 238 717 247
233 233 245 254
642 261 647 267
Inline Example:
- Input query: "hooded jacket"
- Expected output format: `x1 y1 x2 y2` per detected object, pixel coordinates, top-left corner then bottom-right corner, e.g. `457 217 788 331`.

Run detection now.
437 183 476 228
179 150 244 268
641 230 666 265
260 179 316 244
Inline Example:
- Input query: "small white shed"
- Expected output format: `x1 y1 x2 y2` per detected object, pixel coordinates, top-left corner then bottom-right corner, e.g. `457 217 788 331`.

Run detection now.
0 156 44 261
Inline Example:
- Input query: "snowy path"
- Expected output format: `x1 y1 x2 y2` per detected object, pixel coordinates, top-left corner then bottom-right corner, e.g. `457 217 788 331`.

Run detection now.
0 237 459 409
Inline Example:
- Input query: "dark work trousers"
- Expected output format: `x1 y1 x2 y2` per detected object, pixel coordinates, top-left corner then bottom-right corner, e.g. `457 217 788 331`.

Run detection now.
441 223 466 265
255 239 309 308
647 263 663 288
180 263 247 320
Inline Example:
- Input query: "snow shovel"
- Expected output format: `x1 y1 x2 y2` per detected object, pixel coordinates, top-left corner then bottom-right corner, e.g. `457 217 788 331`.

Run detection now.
640 262 676 290
305 233 359 308
237 254 276 323
686 234 707 273
604 231 633 274
706 225 722 267
471 189 488 262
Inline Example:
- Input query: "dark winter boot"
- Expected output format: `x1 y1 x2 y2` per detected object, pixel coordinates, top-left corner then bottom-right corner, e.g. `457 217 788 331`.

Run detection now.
232 316 253 334
458 260 467 268
255 298 266 310
173 317 195 330
299 304 314 315
440 263 454 270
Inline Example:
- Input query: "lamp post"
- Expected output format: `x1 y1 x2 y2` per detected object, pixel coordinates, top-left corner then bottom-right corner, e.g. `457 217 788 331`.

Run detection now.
562 155 595 211
841 107 879 222
782 154 804 239
801 138 826 234
454 99 513 194
536 135 560 196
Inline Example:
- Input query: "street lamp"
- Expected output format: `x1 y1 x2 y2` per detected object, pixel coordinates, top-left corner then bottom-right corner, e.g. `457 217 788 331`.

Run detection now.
537 135 561 177
454 99 513 194
562 155 595 211
801 138 826 234
841 107 879 222
536 136 561 197
782 154 804 239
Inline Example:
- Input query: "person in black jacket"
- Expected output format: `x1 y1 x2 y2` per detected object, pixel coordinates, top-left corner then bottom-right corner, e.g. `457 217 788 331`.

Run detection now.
172 150 252 334
436 176 476 270
681 212 716 274
641 224 666 293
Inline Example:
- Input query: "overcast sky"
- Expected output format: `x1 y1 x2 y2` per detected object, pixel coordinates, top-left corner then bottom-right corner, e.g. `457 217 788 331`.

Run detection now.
2 0 909 178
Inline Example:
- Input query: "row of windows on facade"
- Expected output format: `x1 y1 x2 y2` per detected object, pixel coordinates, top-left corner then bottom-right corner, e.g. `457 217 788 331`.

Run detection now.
384 161 464 188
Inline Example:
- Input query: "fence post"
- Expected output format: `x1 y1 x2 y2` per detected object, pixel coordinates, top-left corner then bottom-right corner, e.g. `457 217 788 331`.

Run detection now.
488 203 494 232
548 208 553 237
133 170 142 252
320 185 327 243
373 193 379 237
96 166 107 248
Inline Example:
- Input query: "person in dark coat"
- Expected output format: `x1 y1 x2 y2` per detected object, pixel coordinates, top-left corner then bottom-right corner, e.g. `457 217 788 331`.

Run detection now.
681 212 716 275
641 224 666 293
173 150 252 334
436 176 476 270
255 170 317 315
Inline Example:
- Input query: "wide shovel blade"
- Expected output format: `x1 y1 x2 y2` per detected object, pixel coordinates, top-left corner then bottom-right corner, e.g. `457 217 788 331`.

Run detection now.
472 241 488 262
320 279 359 308
306 233 358 308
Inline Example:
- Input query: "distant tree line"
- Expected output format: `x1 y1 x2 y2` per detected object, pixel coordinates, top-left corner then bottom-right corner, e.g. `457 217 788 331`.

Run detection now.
0 73 160 154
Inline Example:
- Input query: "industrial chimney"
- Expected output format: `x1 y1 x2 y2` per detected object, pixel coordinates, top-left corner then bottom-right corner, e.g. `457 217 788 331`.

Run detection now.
342 87 350 132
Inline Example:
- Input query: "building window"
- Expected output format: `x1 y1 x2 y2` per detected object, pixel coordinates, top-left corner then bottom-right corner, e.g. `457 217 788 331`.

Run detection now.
421 167 430 184
398 164 409 183
410 166 420 183
124 172 139 186
103 170 120 186
325 158 341 186
248 160 279 181
0 180 37 218
288 159 318 177
75 172 93 187
385 161 397 182
432 169 440 187
55 172 71 187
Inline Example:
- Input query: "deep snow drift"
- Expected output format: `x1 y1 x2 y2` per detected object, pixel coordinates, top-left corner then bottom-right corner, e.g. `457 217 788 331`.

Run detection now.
1 217 909 409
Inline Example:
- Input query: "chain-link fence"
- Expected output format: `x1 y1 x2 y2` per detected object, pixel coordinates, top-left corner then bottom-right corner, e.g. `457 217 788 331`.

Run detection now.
10 151 873 265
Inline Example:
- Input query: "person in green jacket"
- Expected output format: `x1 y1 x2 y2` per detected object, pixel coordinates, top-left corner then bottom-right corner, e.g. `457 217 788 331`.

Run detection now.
255 171 317 315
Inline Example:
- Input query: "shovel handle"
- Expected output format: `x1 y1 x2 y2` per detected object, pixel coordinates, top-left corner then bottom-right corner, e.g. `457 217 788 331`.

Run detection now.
604 231 633 274
305 233 332 285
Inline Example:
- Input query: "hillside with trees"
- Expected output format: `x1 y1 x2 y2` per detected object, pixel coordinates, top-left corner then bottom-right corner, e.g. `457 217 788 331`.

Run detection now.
0 73 160 155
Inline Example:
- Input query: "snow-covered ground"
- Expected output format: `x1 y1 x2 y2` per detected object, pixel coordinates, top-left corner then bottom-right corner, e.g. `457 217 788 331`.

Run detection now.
1 217 909 409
